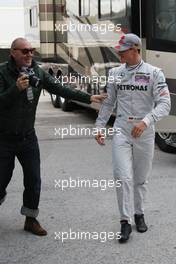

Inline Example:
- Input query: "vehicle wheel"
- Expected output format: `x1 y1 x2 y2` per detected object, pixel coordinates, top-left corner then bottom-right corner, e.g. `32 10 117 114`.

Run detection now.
59 96 74 111
155 132 176 153
50 94 61 108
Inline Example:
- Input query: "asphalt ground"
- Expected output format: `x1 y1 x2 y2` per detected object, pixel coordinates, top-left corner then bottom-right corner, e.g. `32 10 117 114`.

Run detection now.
0 93 176 264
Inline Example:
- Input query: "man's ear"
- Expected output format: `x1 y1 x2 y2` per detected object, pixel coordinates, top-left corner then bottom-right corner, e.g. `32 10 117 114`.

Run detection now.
10 49 15 57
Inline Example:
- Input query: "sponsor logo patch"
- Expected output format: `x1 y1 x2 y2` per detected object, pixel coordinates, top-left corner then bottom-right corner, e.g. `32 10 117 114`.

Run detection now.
135 74 150 84
116 84 148 91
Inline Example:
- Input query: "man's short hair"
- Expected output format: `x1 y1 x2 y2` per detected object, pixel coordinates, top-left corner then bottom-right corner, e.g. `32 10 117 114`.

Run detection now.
11 38 28 49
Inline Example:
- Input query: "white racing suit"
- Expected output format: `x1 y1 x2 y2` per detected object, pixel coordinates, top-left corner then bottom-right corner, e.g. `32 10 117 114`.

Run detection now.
95 60 171 223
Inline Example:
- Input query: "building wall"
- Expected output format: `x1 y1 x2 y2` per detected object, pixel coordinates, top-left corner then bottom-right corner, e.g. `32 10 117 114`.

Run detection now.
0 0 25 49
0 0 40 62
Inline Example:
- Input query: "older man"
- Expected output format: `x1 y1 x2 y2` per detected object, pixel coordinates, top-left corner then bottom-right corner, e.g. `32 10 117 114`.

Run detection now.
0 38 106 236
95 33 171 243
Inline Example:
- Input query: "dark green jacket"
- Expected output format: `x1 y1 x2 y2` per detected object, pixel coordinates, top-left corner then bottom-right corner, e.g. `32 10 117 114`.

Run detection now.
0 57 91 134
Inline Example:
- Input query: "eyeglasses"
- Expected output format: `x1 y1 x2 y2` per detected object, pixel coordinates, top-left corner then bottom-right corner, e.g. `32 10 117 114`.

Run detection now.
13 48 36 55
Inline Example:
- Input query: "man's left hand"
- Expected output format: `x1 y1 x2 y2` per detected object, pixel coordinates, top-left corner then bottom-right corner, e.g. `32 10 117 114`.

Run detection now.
131 121 147 138
90 94 107 103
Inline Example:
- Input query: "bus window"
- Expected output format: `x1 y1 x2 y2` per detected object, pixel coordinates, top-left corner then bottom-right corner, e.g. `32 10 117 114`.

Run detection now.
154 0 176 42
111 0 126 17
66 0 90 17
66 0 79 16
99 0 111 18
99 0 127 19
80 0 90 16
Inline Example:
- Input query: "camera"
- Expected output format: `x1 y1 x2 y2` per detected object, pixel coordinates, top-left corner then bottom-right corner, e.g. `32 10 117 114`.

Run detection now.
20 67 41 88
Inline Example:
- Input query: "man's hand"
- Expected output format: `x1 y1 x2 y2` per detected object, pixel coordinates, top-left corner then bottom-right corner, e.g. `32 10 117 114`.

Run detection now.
90 93 107 103
131 121 147 138
16 75 29 91
95 132 105 145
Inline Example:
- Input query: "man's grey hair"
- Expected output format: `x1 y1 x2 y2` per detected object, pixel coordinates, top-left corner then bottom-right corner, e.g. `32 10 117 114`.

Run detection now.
11 38 29 49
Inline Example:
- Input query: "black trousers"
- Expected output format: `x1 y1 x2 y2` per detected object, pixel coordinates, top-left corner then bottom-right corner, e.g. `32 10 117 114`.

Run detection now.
0 130 41 216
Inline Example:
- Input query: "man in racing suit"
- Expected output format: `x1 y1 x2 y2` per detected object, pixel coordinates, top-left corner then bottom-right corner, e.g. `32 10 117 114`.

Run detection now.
95 34 171 243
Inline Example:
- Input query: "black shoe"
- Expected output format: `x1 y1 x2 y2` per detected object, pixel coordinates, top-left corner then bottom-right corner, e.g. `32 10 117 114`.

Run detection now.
134 214 148 233
119 220 132 243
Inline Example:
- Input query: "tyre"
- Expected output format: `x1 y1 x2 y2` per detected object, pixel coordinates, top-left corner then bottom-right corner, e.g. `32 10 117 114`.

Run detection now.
155 132 176 153
50 94 60 108
59 96 74 111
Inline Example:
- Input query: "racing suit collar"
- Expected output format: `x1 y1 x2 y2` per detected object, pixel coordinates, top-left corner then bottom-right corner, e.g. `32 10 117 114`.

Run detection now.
126 60 143 71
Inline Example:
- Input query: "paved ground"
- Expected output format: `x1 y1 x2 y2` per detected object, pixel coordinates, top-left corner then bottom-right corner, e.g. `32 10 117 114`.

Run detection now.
0 93 176 264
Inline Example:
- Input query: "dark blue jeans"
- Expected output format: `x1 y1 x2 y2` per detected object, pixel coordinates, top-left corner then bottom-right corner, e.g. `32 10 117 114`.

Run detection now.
0 130 41 217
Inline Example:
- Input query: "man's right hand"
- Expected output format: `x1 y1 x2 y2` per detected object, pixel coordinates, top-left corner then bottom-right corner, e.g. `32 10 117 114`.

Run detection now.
16 75 29 91
95 132 105 145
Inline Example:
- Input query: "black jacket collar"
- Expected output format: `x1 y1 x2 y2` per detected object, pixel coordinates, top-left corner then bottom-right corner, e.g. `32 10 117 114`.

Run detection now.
7 56 38 76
